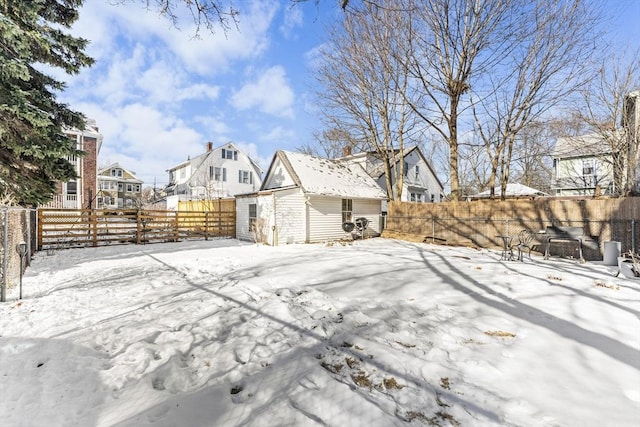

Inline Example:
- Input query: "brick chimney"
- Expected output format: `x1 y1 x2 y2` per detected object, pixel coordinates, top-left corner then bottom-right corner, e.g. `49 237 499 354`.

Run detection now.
342 146 352 157
206 141 213 152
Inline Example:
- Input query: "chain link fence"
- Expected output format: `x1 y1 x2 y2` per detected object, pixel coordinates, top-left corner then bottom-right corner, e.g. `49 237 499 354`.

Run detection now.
1 207 36 301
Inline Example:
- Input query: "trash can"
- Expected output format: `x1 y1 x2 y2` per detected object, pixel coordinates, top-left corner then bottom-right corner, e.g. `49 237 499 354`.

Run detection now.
603 241 621 266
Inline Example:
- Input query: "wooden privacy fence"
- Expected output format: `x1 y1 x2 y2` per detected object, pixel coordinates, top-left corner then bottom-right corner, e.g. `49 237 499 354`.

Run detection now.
383 197 640 261
37 207 236 250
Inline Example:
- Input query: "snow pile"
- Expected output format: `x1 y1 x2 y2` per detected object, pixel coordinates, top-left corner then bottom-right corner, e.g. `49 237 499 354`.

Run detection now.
0 238 638 426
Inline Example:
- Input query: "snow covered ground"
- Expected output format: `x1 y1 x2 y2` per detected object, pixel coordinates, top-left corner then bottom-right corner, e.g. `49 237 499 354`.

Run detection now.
1 237 638 427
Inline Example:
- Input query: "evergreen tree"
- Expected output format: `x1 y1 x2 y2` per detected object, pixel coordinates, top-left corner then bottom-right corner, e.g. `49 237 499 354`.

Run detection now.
0 0 93 206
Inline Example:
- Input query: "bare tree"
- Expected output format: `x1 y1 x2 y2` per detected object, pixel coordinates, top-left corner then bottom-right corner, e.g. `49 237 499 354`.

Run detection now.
314 1 418 200
575 50 640 195
509 121 557 194
458 142 492 197
403 0 517 200
122 0 239 36
299 128 361 158
470 0 601 199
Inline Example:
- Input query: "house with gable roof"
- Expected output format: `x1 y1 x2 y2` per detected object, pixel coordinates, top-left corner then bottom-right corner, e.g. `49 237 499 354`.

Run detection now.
236 150 387 245
552 89 640 196
551 132 616 196
340 146 445 204
165 141 263 202
96 162 144 208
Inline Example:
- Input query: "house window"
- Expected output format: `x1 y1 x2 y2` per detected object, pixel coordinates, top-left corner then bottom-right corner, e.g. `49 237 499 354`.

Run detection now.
582 160 595 176
404 161 409 176
66 181 77 195
111 169 116 176
222 149 238 160
103 196 111 205
249 203 257 231
239 170 253 184
415 165 419 177
410 192 423 202
342 199 352 223
135 185 140 192
126 184 133 192
214 167 226 181
118 183 123 192
125 198 133 207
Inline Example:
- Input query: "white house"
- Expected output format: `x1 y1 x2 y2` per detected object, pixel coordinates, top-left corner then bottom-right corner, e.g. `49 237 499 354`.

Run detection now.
552 89 640 196
341 146 444 205
236 150 388 245
551 133 615 196
165 142 263 201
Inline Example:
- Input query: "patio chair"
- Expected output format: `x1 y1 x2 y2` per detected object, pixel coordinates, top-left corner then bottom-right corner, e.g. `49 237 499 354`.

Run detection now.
515 230 536 261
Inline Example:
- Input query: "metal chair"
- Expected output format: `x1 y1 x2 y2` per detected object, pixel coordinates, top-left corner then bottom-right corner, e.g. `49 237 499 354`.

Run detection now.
515 230 536 261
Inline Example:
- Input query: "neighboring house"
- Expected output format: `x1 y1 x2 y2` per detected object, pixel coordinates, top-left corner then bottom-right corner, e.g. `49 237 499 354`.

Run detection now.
467 183 548 200
165 142 263 202
97 163 144 209
236 150 388 245
41 119 103 209
551 133 616 196
552 89 640 196
340 146 444 204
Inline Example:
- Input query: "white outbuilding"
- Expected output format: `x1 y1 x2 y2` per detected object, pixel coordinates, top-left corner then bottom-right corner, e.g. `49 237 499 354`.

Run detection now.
236 150 388 245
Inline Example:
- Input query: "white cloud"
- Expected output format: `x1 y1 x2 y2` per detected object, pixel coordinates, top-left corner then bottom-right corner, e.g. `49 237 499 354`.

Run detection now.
136 62 221 104
260 126 296 142
146 1 278 76
280 5 304 39
74 102 204 185
230 66 295 118
193 115 231 136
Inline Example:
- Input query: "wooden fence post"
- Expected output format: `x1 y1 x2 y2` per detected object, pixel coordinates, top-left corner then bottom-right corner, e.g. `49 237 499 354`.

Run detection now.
173 211 179 242
205 211 209 240
92 209 98 247
136 210 142 244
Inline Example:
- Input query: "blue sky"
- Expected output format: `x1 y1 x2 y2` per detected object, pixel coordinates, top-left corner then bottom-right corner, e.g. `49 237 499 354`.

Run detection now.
60 0 640 188
62 0 339 187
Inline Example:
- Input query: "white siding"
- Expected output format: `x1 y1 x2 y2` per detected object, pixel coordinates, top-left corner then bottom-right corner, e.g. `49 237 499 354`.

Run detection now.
272 189 307 245
353 199 383 235
400 150 443 202
307 196 343 242
263 157 296 190
236 196 256 242
307 196 382 242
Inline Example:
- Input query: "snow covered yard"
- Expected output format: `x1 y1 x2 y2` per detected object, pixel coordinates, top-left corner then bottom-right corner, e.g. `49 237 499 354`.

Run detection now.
0 237 638 427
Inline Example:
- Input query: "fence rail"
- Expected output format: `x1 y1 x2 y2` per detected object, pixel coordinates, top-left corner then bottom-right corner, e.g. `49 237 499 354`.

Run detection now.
37 208 236 250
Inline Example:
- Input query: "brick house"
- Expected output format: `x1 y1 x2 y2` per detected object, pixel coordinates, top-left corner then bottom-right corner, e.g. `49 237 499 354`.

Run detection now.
42 119 103 208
